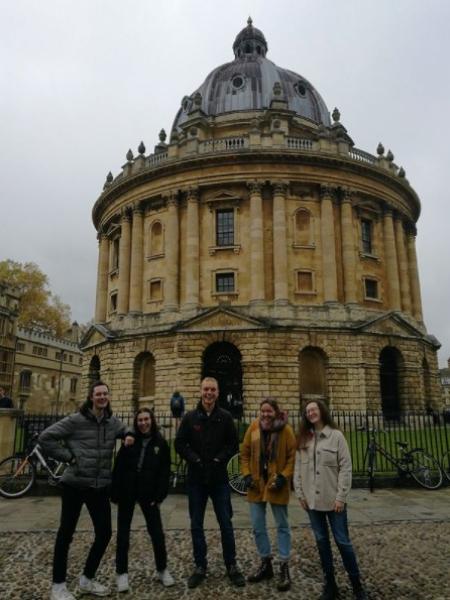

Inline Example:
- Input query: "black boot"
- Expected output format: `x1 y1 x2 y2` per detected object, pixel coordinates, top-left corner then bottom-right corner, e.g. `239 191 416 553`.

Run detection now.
320 575 340 600
277 562 291 592
247 557 274 583
350 576 368 600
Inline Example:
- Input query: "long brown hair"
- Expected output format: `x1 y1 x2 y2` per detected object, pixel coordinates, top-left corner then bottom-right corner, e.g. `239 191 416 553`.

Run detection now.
133 407 159 438
297 399 338 449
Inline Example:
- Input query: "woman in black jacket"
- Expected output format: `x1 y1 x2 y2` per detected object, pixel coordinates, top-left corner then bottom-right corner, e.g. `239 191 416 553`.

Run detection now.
111 408 174 592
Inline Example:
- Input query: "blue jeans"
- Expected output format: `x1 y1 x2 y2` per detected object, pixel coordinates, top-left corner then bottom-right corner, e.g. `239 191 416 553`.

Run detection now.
187 481 237 569
249 502 291 561
307 509 360 579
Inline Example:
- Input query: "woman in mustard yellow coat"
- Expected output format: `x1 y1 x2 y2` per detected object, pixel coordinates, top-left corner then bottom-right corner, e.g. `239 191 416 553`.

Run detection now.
241 398 296 591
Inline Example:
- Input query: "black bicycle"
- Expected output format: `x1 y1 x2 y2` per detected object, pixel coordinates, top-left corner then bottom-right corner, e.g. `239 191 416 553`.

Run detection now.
0 435 65 498
440 449 450 483
364 429 443 492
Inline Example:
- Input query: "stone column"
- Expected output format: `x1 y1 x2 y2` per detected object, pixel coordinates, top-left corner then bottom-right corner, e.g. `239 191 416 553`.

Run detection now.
185 188 199 308
383 207 401 310
164 193 179 311
272 182 289 304
320 185 338 302
340 191 357 303
248 181 265 303
95 232 109 323
117 209 131 315
406 226 423 321
394 217 411 313
129 204 144 313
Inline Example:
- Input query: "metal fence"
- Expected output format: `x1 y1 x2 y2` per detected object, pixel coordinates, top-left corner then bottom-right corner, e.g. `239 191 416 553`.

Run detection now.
14 409 450 478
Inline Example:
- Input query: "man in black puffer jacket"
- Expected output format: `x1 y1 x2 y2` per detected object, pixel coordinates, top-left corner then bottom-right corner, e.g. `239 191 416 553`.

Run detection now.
39 380 134 600
175 377 245 589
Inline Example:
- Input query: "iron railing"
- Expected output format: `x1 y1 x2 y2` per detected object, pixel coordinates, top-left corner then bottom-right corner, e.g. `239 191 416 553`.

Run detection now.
13 409 450 478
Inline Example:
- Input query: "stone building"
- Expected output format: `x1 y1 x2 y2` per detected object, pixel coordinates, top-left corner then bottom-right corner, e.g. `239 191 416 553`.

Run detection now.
82 19 441 414
0 284 19 397
439 359 450 408
14 326 83 413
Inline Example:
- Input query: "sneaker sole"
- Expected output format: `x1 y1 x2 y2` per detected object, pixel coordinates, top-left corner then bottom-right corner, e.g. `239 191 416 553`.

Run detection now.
79 589 109 597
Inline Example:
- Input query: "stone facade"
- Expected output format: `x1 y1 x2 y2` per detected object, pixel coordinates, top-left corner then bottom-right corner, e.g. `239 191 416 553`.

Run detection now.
0 284 19 396
81 21 441 414
14 327 83 413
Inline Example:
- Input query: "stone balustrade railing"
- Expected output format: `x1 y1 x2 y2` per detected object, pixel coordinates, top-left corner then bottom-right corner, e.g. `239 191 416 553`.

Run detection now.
104 134 404 192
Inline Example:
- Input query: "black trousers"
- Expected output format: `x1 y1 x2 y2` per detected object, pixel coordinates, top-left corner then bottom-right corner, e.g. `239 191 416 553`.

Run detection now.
116 497 167 574
53 484 112 583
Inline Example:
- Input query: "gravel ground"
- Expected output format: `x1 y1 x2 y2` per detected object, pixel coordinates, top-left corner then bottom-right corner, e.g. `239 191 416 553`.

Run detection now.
0 521 449 600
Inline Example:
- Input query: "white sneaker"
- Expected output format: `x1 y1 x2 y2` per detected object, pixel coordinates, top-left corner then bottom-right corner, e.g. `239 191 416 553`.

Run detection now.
116 573 130 593
50 583 76 600
79 575 109 596
157 568 175 587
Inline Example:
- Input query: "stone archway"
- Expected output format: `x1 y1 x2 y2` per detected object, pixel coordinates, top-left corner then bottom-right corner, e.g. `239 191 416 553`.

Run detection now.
379 346 402 418
202 342 243 416
299 346 328 406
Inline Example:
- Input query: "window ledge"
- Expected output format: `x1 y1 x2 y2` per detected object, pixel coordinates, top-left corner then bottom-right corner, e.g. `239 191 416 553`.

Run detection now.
360 252 379 262
209 244 241 255
146 253 165 261
212 292 239 299
109 268 119 277
364 296 382 303
295 290 317 296
292 243 315 250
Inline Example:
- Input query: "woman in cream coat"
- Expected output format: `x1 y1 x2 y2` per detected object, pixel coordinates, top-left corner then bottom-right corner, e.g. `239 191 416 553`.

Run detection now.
294 400 367 600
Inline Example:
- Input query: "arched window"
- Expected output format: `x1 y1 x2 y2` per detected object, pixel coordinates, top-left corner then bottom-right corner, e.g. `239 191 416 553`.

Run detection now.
294 208 313 246
299 347 327 401
134 352 156 401
19 370 32 393
149 221 164 257
88 355 101 386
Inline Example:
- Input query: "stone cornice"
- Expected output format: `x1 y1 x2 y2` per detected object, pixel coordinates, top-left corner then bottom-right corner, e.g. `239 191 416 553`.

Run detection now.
93 150 421 229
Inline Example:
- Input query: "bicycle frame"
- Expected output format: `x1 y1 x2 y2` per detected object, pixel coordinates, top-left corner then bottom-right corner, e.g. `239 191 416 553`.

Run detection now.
28 444 65 481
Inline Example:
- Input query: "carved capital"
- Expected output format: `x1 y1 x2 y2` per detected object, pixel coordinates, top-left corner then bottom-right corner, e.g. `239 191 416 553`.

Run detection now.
166 191 179 208
272 182 288 197
132 202 144 215
247 180 263 195
187 187 200 202
340 188 355 204
405 222 417 237
319 184 337 201
121 207 132 222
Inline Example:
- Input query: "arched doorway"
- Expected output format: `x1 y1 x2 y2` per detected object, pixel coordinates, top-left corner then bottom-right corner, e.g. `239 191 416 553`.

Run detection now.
88 355 101 386
379 347 402 418
202 342 243 416
133 352 156 408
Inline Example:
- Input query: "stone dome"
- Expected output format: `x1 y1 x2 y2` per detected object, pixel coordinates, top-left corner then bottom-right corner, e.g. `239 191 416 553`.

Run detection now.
172 18 331 132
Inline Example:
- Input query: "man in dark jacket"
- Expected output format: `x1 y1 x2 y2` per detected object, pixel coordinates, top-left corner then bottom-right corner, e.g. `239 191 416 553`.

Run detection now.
175 377 245 589
39 380 134 600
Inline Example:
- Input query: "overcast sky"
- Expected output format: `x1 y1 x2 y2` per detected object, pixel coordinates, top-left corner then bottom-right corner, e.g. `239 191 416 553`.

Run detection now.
1 1 449 366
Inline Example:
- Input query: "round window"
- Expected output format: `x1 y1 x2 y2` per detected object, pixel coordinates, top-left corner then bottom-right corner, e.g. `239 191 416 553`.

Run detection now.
232 75 244 89
295 81 307 96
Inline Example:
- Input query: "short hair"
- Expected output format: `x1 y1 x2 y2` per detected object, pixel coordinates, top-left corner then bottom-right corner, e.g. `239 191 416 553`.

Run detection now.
201 376 219 389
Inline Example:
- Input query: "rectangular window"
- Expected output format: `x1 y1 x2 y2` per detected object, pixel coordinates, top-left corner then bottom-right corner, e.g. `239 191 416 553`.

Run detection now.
70 378 78 394
297 270 314 293
361 219 373 254
32 345 48 357
216 209 234 246
216 272 235 293
16 342 25 352
364 278 378 299
110 292 118 312
19 370 32 392
149 280 162 301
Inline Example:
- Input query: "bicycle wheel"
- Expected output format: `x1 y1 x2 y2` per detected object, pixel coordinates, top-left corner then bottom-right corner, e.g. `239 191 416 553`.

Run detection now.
0 456 36 498
227 452 247 495
363 445 376 493
441 450 450 483
408 449 443 490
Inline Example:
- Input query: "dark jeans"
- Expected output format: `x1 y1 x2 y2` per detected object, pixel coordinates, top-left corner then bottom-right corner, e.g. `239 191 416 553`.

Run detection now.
187 481 237 569
53 484 112 583
307 508 360 580
116 497 167 574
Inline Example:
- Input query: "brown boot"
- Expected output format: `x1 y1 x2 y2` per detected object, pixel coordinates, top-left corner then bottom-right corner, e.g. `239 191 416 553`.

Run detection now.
247 557 274 583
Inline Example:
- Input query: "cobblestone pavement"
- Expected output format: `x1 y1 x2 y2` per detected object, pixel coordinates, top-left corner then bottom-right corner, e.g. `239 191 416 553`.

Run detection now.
1 489 449 599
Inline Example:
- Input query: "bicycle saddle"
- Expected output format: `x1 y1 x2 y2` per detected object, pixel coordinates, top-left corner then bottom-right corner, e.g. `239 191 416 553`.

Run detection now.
395 441 408 449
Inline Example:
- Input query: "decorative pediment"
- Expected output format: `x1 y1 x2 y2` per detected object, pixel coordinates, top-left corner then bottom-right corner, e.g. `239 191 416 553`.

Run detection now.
205 189 242 209
353 312 424 339
174 306 268 333
80 324 116 350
